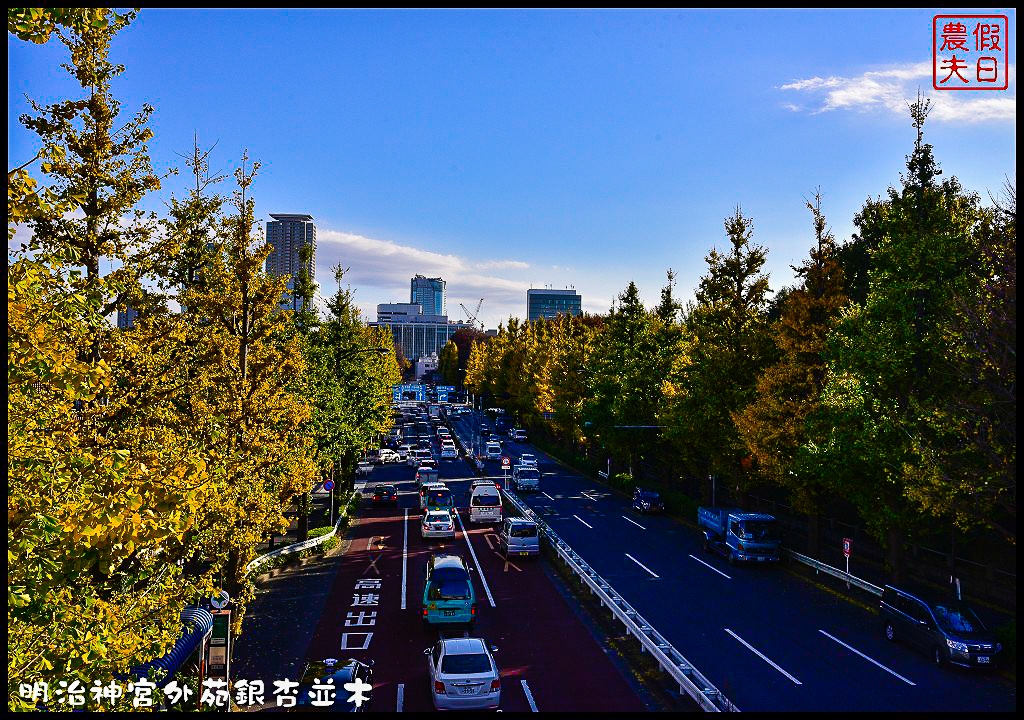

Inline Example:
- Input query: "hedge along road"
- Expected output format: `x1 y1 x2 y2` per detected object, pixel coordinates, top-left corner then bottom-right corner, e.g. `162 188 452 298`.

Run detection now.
304 448 647 712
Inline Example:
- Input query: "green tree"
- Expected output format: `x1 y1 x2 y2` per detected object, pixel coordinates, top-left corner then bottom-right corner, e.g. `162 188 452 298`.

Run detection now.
665 208 773 501
734 191 847 555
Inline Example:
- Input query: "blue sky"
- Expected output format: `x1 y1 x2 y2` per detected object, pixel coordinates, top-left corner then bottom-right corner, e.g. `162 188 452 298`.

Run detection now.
8 9 1016 329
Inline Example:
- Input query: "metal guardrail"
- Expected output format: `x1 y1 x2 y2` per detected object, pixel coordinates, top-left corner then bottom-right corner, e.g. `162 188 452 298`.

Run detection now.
785 549 884 596
243 491 356 576
501 489 738 712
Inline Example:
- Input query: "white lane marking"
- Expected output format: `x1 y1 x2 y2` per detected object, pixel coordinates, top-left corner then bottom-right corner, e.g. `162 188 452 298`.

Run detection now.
454 510 496 607
622 515 647 530
521 679 538 712
688 554 732 579
581 491 597 501
396 683 404 712
401 510 408 610
724 628 802 685
818 630 916 686
624 553 660 578
542 492 556 501
572 514 593 529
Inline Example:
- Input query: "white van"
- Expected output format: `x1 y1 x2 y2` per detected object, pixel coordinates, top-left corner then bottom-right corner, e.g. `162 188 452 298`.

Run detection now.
469 484 502 523
485 442 502 461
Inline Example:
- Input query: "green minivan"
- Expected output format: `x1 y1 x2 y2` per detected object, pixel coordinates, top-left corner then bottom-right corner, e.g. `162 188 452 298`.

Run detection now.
422 554 476 626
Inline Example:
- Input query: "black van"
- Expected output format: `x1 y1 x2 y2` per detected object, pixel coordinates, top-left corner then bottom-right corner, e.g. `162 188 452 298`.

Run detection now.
879 585 1001 668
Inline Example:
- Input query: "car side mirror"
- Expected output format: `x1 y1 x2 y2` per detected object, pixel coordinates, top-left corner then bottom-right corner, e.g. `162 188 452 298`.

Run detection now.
423 648 432 655
490 645 499 653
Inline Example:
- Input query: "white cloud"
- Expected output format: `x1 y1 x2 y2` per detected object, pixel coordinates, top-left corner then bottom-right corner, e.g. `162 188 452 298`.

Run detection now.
314 228 534 328
780 62 1015 123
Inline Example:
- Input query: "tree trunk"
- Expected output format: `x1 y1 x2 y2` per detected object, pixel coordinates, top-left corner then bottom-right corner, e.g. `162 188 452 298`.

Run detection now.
297 492 309 542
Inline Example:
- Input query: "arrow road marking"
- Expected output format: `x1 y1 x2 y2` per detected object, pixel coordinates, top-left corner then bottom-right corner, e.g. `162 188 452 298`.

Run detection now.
724 628 802 685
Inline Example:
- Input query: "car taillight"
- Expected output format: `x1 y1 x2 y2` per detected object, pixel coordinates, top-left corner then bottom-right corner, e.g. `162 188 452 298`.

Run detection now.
434 681 446 694
471 604 477 616
490 678 501 691
422 608 427 617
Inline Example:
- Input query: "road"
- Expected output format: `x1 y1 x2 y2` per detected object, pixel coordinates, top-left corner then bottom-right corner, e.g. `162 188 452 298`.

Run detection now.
450 408 1016 713
298 429 648 712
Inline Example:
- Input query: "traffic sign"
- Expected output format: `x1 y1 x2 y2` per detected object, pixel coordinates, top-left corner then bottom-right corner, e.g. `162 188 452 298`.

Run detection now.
843 538 851 558
501 456 510 467
324 480 335 491
211 590 230 609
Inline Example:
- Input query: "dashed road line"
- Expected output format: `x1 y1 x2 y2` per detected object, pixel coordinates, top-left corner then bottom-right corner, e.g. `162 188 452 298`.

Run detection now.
818 630 916 686
624 553 659 578
453 510 496 607
622 515 646 530
581 490 598 501
688 553 732 579
401 510 408 609
396 683 404 712
521 679 539 711
725 628 802 685
572 514 593 529
542 492 556 501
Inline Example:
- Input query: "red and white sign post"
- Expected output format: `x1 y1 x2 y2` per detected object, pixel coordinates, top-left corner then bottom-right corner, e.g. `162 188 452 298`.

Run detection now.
501 456 510 490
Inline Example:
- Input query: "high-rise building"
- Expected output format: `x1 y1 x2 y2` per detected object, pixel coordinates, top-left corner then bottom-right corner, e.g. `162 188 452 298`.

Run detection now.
266 213 316 310
410 275 445 316
117 304 138 330
527 288 582 322
371 301 471 362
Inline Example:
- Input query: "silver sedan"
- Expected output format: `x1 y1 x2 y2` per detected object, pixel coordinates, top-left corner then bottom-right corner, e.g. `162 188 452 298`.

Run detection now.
425 637 501 710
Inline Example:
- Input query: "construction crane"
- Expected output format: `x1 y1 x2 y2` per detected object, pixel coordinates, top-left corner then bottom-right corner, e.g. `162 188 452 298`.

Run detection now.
459 298 484 330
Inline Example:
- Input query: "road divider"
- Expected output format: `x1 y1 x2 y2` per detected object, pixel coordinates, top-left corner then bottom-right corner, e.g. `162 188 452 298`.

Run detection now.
500 488 738 712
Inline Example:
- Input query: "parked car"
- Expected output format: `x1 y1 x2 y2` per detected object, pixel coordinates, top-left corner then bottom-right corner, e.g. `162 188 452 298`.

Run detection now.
511 465 540 492
296 657 374 711
518 453 537 467
424 637 500 711
498 518 540 556
377 448 401 464
633 487 664 513
880 585 1002 668
422 554 476 626
370 484 398 507
421 510 456 540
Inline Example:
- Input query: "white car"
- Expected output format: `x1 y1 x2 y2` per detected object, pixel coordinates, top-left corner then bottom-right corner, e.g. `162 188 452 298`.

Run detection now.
440 444 458 459
421 510 455 539
425 638 501 710
377 449 400 464
484 442 501 461
518 453 537 467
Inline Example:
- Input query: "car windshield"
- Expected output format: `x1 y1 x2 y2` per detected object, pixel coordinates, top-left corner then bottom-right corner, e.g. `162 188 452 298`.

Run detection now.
932 603 987 635
429 578 470 601
472 494 500 506
741 520 778 542
428 490 452 506
510 523 538 538
441 653 491 675
517 469 540 480
425 513 450 523
641 491 660 500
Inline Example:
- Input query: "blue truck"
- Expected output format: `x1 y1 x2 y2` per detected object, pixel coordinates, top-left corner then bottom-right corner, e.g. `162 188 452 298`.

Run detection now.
697 507 781 564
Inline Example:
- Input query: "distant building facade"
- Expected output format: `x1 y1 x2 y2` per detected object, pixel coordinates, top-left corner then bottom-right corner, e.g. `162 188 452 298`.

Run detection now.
410 275 445 316
371 299 471 362
527 288 581 322
266 213 316 310
117 304 138 330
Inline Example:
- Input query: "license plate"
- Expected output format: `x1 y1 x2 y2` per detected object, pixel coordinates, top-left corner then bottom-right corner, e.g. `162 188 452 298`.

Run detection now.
457 686 477 695
520 552 530 556
443 610 456 616
978 655 990 664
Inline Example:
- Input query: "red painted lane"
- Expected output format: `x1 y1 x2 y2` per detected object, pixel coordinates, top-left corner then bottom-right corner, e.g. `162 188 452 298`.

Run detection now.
305 493 645 712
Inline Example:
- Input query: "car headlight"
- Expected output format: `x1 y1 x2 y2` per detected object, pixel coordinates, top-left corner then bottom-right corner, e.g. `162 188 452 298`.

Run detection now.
946 639 969 653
